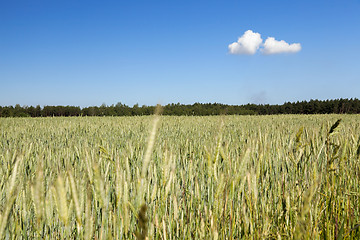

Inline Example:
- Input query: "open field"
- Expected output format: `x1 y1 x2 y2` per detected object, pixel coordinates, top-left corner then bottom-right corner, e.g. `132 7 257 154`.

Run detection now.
0 115 360 239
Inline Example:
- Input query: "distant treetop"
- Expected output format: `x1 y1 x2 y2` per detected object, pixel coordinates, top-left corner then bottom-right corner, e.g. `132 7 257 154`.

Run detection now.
1 98 360 117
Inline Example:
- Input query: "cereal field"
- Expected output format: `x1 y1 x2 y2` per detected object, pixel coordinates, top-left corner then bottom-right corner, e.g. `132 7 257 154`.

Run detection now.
0 115 359 239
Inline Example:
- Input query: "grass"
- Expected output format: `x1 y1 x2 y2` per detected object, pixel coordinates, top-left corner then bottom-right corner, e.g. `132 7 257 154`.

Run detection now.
0 114 359 239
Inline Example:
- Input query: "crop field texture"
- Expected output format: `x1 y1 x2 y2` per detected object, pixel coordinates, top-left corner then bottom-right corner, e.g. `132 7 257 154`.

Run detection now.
0 115 360 239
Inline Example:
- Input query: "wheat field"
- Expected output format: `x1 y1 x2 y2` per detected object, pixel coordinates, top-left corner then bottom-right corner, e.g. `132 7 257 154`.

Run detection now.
0 115 359 239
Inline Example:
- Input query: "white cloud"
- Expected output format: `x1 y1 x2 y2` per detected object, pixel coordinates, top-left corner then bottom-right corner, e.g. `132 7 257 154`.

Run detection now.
228 30 263 55
262 37 301 55
228 30 301 55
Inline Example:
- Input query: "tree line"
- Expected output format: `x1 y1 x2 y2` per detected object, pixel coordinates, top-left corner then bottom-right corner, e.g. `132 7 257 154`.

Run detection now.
1 98 360 117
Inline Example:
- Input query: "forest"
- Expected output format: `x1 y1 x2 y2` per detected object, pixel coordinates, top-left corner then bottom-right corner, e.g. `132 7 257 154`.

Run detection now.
1 98 360 117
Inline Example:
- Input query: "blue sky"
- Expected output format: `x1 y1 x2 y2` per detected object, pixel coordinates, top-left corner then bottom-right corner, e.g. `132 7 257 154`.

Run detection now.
1 0 359 107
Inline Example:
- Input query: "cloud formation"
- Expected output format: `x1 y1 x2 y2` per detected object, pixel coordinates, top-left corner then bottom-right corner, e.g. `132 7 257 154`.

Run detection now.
262 37 301 55
228 30 263 55
228 30 301 55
